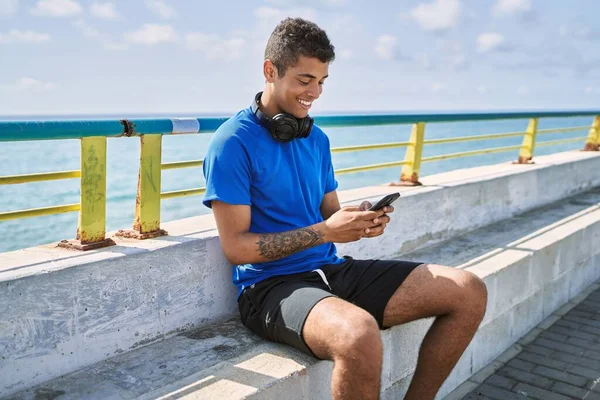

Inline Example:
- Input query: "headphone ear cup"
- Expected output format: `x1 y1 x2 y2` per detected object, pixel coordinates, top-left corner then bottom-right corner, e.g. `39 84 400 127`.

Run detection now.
298 116 313 139
271 114 299 142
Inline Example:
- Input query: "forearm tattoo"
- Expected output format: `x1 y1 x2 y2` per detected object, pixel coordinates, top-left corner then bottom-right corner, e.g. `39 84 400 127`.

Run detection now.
257 227 325 260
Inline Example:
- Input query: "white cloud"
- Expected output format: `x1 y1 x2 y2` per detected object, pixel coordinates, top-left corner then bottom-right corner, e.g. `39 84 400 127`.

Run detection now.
375 34 399 61
0 0 18 16
476 32 506 53
145 0 176 19
90 2 119 19
185 33 245 60
493 0 532 16
124 24 177 45
0 29 50 43
0 77 58 92
30 0 82 17
72 19 126 50
410 0 461 32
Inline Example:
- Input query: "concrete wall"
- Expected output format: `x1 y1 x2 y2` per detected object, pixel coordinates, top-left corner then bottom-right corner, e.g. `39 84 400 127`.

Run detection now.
1 150 600 397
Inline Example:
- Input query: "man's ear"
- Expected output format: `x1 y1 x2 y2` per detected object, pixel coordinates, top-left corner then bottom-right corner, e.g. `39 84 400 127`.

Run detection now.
263 59 277 83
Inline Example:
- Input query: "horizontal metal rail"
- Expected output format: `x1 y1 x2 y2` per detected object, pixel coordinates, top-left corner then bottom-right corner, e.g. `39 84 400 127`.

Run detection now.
2 111 599 142
160 188 206 200
331 141 411 153
0 170 80 185
421 144 524 163
536 137 586 147
423 131 526 145
0 203 80 221
537 126 590 135
161 160 203 170
334 160 410 175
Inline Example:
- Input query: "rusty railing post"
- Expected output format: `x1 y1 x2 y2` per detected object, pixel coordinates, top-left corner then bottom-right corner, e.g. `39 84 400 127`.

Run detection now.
116 134 167 239
395 122 425 186
516 118 539 164
59 136 115 250
584 116 600 151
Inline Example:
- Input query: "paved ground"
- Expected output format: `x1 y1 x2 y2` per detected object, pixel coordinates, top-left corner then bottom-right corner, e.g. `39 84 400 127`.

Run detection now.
456 282 600 400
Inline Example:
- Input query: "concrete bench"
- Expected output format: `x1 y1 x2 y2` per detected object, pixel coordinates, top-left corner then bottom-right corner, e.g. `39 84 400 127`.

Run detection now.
2 151 600 399
4 182 600 399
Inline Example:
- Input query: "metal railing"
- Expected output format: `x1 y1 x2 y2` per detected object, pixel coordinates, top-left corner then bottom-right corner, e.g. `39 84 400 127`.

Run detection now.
1 111 599 250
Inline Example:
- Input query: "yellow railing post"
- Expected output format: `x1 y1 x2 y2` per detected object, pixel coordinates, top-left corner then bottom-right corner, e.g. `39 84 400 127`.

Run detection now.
59 136 115 250
516 118 539 164
396 122 425 186
584 116 600 151
116 134 167 239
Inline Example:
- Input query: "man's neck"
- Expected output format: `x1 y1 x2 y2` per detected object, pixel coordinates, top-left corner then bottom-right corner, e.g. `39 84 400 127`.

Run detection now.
258 90 282 119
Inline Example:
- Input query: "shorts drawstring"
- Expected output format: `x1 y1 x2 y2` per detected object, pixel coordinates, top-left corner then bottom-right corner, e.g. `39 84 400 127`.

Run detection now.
312 268 332 291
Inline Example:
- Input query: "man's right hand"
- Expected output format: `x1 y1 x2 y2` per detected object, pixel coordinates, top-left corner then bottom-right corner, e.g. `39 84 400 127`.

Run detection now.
320 206 386 243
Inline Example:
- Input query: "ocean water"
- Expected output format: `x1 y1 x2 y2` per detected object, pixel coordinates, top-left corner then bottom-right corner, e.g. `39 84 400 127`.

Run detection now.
0 115 592 254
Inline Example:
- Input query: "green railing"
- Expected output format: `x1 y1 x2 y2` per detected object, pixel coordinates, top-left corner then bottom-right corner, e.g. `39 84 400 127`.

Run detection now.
1 112 599 250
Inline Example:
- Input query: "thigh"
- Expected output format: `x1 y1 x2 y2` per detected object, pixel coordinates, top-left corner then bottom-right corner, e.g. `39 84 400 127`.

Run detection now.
382 264 487 328
302 296 380 360
238 275 334 357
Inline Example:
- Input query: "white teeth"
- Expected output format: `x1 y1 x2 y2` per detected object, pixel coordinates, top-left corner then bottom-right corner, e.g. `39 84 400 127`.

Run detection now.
297 99 312 106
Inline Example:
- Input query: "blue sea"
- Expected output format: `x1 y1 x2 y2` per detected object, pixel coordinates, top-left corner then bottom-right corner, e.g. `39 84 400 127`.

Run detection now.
0 113 592 254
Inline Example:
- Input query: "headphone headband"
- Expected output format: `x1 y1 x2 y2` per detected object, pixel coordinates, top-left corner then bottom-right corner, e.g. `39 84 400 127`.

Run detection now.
251 92 313 142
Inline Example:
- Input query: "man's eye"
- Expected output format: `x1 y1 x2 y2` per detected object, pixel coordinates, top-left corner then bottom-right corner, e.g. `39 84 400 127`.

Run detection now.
299 80 309 85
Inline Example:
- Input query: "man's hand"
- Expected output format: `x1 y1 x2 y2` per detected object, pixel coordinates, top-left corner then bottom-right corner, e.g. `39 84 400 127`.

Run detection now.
320 205 390 243
358 201 394 239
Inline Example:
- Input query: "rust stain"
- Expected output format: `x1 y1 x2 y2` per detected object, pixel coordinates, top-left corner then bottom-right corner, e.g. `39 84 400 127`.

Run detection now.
517 156 534 164
584 142 599 151
120 119 137 137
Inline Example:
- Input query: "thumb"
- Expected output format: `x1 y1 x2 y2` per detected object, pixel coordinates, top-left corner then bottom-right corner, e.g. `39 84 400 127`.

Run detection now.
359 201 372 211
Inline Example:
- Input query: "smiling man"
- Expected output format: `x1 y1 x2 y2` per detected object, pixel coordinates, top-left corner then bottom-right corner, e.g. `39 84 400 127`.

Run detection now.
202 17 487 400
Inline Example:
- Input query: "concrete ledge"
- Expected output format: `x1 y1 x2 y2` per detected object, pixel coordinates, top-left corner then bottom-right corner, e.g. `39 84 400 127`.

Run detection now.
4 183 600 399
2 151 600 397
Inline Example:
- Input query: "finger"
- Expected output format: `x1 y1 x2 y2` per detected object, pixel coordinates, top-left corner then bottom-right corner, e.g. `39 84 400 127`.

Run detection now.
383 205 395 213
369 225 386 235
343 205 363 212
371 215 390 226
356 210 385 220
359 201 373 211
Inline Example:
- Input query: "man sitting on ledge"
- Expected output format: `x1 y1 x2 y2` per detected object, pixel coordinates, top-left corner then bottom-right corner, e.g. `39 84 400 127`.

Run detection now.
202 17 488 400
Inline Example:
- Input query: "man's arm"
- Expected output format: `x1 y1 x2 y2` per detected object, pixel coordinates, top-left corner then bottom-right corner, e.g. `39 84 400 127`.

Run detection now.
211 200 385 265
320 190 341 220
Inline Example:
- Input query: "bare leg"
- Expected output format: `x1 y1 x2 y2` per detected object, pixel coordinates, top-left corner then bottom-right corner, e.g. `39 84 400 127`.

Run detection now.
303 297 383 400
382 264 488 400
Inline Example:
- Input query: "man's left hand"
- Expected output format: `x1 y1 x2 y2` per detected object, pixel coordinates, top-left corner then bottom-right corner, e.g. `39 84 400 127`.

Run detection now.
358 201 393 238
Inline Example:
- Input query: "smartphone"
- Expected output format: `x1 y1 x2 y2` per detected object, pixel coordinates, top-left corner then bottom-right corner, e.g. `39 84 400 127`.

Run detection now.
368 192 401 211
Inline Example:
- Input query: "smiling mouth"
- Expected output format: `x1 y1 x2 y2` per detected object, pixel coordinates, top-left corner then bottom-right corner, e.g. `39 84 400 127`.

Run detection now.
297 98 312 108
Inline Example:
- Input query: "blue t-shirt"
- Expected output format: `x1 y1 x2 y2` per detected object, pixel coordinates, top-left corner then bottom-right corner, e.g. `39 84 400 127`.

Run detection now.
202 107 344 296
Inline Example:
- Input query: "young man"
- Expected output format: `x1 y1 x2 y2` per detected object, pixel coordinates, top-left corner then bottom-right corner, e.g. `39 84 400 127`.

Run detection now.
203 17 487 400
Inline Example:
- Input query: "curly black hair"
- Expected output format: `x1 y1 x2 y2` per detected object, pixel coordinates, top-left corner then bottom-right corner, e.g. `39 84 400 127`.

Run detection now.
265 18 336 77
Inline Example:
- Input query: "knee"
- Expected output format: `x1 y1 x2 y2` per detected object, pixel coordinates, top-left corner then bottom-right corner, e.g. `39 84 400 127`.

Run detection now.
459 271 488 318
331 311 382 363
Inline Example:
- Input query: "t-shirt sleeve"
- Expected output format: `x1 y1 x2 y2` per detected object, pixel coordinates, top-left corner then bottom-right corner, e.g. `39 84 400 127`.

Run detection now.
202 132 252 209
322 133 338 194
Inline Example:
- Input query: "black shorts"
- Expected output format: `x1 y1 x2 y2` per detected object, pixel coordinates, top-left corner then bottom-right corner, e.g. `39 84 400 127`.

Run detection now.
237 256 423 358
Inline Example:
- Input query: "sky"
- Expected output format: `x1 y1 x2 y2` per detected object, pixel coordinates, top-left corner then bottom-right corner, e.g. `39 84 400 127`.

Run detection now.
0 0 599 116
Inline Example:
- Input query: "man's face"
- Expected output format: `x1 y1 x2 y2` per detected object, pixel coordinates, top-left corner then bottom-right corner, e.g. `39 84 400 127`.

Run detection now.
270 56 329 119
